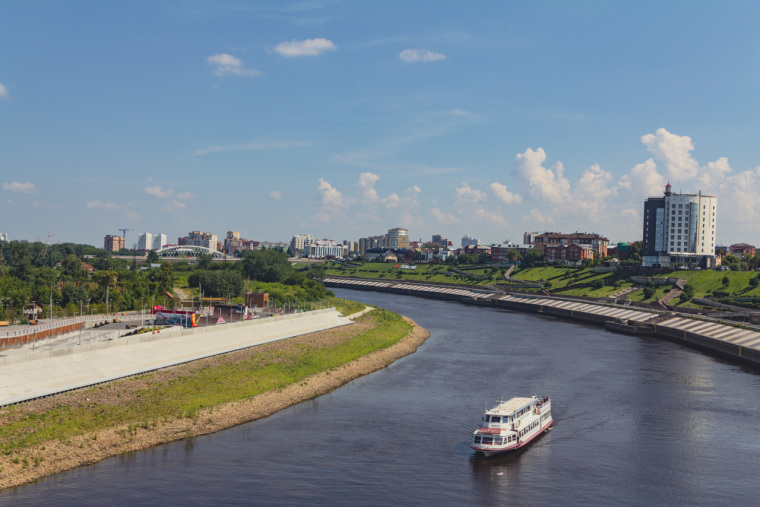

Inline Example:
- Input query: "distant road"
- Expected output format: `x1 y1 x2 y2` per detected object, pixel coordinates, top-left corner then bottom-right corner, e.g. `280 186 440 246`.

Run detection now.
85 254 241 262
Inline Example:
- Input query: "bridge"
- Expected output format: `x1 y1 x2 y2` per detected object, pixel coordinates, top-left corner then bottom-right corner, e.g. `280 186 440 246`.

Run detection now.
155 245 233 260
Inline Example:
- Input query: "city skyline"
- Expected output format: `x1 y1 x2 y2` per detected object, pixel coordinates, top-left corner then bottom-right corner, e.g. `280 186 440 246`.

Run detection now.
2 2 760 246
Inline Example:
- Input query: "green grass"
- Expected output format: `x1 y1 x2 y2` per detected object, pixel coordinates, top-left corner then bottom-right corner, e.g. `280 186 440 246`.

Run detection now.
0 308 410 454
325 262 504 285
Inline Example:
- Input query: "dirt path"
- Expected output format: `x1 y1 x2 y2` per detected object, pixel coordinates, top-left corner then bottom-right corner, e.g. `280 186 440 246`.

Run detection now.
0 316 429 490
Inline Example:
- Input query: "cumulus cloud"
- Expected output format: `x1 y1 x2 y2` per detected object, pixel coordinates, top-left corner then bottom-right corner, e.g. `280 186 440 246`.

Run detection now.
526 208 554 225
399 48 446 63
269 190 282 200
317 178 346 210
275 38 336 57
513 147 571 204
618 158 664 197
175 191 195 200
3 181 37 193
86 200 122 210
454 183 487 206
0 83 8 100
144 186 173 198
207 53 262 77
719 167 760 224
430 207 458 224
699 157 732 188
572 163 615 217
641 128 700 182
488 182 522 204
357 172 380 203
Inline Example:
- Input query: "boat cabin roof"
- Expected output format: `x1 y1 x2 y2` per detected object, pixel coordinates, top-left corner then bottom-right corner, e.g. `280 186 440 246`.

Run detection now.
486 397 534 416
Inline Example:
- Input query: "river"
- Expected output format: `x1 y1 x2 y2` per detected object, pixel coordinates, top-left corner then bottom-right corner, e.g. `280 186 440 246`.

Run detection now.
2 288 760 506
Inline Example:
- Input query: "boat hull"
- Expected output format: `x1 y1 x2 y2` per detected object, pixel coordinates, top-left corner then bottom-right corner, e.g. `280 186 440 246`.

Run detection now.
471 417 553 458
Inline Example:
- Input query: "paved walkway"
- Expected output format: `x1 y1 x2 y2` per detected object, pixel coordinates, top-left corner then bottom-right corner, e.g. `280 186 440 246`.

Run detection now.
0 309 351 406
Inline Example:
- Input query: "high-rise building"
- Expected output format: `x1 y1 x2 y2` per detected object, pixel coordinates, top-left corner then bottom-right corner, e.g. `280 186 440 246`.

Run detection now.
642 183 717 268
387 227 409 249
152 234 167 250
290 234 314 253
138 232 167 251
432 234 450 248
0 233 7 242
137 232 153 251
181 230 217 251
359 235 387 255
523 232 540 244
104 235 125 252
461 235 480 248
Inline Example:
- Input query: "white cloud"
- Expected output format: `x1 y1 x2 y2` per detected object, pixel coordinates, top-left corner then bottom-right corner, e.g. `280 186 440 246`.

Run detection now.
317 178 346 209
0 83 8 100
145 186 173 198
207 53 261 77
719 167 760 224
3 181 38 193
384 185 422 209
86 200 122 210
454 183 487 206
641 128 700 182
699 157 732 188
175 191 195 200
430 208 458 224
168 200 185 209
488 182 522 205
513 147 570 204
618 158 664 197
399 48 446 63
274 38 336 57
525 208 554 225
572 163 615 217
269 190 282 200
357 172 380 203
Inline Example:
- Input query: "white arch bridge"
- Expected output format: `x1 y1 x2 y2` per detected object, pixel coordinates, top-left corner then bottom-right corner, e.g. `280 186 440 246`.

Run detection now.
155 245 233 260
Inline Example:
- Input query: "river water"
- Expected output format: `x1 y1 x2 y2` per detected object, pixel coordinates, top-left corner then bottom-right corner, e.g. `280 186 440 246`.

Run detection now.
3 289 760 506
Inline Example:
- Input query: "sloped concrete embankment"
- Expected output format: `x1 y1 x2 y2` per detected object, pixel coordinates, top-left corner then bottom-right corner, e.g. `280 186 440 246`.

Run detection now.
0 309 352 407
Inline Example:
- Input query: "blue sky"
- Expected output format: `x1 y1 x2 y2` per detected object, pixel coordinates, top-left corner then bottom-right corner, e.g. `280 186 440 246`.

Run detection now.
2 1 760 248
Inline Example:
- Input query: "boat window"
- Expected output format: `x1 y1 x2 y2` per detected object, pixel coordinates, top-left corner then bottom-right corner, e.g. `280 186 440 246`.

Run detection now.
483 437 493 444
491 416 500 423
474 436 481 444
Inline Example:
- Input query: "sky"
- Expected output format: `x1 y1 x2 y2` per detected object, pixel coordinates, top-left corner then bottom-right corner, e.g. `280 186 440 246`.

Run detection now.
2 1 760 249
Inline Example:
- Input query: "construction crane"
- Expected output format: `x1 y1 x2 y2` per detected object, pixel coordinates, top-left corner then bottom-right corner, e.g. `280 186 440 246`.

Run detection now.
118 228 133 249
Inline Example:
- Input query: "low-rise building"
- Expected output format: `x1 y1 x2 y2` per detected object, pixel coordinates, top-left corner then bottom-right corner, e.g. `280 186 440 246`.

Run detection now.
534 232 609 257
728 243 756 257
490 243 535 263
545 243 594 264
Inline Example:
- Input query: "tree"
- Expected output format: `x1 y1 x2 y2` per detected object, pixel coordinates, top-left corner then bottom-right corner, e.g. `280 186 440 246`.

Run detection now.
197 253 214 270
477 252 492 264
749 276 760 288
522 249 544 267
722 275 730 287
506 249 521 261
679 283 695 303
146 250 159 264
241 249 292 282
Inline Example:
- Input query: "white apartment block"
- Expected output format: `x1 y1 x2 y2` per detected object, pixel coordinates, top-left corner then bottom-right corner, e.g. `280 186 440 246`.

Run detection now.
291 234 314 252
642 184 717 267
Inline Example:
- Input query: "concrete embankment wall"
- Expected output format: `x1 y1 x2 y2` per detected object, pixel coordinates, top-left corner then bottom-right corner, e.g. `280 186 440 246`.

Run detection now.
0 309 351 407
325 277 760 369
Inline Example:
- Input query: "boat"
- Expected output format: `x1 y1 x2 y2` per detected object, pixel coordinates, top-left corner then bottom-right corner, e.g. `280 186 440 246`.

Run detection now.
470 395 552 457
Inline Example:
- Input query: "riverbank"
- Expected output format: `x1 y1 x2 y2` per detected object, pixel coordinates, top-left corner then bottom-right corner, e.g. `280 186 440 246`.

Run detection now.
0 311 430 490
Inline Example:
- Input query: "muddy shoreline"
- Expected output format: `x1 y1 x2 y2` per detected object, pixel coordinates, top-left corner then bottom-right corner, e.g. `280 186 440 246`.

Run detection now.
0 316 429 490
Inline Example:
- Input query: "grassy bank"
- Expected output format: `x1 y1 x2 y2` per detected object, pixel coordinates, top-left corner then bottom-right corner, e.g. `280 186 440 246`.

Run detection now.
0 307 419 487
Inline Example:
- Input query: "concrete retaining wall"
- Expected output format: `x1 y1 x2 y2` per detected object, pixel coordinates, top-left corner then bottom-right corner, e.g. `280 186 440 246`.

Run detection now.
325 277 760 369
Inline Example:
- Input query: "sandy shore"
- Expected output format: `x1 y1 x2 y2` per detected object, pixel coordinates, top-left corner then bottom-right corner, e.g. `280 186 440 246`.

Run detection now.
0 315 429 490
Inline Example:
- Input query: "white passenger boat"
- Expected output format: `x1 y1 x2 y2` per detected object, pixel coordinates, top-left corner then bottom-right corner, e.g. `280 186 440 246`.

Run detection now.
470 396 552 457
